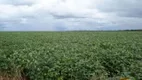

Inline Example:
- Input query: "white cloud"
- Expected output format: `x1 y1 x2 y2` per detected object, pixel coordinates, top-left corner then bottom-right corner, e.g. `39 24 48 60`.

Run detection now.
0 0 142 31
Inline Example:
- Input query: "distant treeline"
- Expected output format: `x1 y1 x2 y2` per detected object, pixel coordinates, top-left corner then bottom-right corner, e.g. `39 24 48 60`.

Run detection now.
123 29 142 31
66 29 142 32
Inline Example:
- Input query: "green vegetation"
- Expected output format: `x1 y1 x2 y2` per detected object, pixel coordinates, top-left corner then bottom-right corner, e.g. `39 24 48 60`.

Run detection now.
0 31 142 80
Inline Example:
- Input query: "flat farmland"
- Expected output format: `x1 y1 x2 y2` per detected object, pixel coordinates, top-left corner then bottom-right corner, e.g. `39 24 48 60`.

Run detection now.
0 31 142 80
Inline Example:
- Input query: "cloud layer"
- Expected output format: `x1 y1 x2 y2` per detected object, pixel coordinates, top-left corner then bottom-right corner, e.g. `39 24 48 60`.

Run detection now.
0 0 142 31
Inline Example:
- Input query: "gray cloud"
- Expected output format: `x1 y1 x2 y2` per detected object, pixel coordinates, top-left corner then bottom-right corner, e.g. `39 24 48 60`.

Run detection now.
0 0 142 31
96 0 142 18
0 0 34 6
50 13 86 19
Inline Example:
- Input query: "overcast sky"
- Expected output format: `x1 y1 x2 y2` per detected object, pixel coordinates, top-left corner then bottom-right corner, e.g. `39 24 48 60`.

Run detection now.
0 0 142 31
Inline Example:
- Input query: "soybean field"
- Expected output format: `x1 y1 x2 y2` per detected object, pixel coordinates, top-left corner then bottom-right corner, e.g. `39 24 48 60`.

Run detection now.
0 31 142 80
